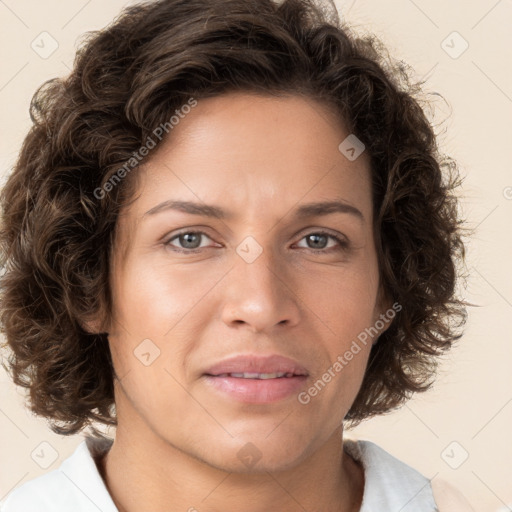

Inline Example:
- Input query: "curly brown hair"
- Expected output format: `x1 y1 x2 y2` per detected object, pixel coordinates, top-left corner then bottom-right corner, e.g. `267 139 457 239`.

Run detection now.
0 0 468 436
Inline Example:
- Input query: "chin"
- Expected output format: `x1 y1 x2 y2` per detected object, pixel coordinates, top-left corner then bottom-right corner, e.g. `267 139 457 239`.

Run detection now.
196 433 312 474
214 450 306 475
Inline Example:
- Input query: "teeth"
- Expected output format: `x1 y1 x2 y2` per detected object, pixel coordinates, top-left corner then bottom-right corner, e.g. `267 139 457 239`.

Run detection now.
220 372 290 379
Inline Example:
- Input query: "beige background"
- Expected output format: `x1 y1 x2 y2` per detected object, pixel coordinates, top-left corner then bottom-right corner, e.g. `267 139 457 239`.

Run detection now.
0 1 511 511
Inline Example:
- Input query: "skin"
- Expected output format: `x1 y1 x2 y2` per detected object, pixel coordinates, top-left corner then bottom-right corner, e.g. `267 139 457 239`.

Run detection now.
96 92 391 512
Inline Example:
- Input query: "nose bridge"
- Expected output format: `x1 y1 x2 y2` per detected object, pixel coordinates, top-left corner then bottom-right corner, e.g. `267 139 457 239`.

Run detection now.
221 238 300 331
237 241 281 296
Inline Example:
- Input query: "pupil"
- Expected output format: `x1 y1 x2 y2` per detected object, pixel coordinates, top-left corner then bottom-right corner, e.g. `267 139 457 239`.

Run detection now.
177 233 328 250
308 234 327 249
181 233 200 249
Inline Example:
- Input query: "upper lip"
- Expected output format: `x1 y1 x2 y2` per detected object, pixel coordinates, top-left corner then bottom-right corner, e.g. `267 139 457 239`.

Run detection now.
203 354 309 376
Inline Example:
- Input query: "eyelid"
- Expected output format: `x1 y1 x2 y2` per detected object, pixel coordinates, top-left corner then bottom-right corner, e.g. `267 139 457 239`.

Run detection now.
164 229 218 251
293 229 349 250
164 227 349 253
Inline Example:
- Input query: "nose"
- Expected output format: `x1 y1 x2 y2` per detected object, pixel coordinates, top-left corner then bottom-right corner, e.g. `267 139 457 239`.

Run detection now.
220 245 301 333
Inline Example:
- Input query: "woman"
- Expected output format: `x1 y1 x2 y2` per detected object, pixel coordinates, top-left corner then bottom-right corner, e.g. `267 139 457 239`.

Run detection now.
0 0 473 510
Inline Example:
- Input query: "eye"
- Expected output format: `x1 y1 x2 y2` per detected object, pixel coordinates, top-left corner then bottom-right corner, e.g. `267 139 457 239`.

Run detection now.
295 231 348 252
165 231 215 252
164 229 349 254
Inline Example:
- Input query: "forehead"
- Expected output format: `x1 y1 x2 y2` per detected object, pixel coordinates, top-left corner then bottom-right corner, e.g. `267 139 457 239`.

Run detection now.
124 92 372 222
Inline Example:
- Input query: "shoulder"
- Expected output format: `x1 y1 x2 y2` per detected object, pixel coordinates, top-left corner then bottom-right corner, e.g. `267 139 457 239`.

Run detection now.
0 438 116 512
343 438 473 512
345 438 434 488
0 467 70 512
431 478 475 512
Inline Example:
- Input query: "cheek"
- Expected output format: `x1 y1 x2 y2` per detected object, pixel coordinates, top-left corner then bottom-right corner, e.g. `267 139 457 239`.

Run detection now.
107 256 230 392
110 256 223 339
301 259 380 336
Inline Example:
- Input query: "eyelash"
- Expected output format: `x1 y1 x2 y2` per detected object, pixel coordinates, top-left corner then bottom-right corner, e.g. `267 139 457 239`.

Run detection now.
164 229 349 254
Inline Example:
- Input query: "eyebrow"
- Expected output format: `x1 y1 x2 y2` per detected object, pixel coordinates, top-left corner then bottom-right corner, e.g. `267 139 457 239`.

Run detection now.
143 199 364 222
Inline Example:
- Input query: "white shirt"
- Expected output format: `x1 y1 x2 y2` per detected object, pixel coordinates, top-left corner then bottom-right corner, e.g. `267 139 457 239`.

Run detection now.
1 436 474 511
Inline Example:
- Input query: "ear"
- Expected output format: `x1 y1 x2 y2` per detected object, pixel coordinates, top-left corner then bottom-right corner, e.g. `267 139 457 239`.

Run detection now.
375 284 392 318
371 287 396 345
79 311 109 335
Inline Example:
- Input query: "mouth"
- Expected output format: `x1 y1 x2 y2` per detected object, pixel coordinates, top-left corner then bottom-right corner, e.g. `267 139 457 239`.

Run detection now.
201 354 309 403
202 371 308 404
210 372 302 379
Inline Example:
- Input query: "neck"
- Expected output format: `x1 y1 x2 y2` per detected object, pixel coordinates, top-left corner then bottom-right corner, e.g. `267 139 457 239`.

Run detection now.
96 423 364 512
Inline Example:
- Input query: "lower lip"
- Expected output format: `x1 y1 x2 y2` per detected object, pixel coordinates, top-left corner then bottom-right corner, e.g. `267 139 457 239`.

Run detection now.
203 375 308 403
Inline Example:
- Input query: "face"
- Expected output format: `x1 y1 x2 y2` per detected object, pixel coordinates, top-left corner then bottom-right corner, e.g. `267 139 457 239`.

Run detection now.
105 92 389 473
